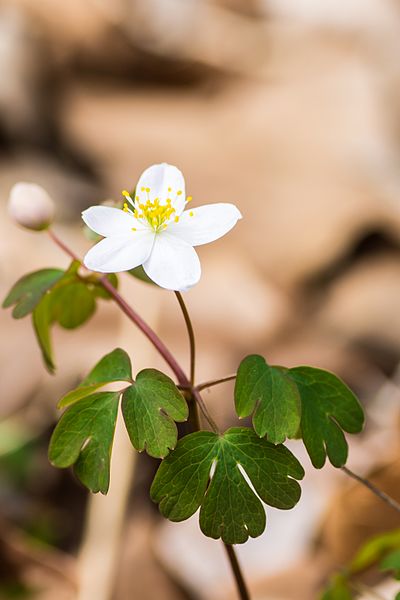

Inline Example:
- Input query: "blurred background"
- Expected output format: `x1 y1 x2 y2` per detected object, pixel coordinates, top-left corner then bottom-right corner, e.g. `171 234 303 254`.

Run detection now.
1 0 400 598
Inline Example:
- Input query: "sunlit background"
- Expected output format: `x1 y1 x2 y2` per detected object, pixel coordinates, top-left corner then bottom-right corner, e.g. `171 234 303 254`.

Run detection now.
1 1 400 598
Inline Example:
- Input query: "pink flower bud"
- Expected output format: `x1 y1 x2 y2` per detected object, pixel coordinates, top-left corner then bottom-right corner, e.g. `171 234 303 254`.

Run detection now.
8 182 55 231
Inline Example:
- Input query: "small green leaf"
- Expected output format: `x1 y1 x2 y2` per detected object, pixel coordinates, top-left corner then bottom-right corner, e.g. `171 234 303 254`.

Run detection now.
288 367 364 468
49 391 119 494
51 282 96 329
380 549 400 579
122 369 188 458
32 294 55 373
3 268 64 318
59 348 132 408
150 427 304 544
349 529 400 573
320 574 353 600
235 355 301 444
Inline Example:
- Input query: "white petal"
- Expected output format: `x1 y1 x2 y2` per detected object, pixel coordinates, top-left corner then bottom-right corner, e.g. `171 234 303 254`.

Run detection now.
167 203 242 246
136 163 186 215
83 231 155 273
82 206 141 237
143 232 201 291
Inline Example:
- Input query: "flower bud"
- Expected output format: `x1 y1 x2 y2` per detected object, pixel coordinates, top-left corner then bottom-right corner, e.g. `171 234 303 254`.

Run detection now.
8 182 55 231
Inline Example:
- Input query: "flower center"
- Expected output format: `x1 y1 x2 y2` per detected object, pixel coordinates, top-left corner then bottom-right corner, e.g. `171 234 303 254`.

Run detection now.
122 187 193 233
135 196 176 232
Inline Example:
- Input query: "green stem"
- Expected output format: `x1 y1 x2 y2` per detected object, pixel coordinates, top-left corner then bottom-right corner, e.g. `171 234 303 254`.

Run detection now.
173 293 251 600
196 374 237 391
174 292 196 386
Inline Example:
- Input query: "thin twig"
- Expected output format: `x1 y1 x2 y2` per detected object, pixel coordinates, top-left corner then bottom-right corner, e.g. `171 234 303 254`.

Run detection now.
174 292 196 386
196 374 237 391
342 466 400 514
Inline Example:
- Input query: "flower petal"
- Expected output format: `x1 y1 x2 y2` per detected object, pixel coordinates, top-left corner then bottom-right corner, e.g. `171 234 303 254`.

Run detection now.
84 231 155 273
136 163 186 215
167 203 242 246
143 232 201 291
82 206 141 237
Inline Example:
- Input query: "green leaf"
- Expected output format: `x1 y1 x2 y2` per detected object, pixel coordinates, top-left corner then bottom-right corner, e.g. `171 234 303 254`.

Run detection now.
3 268 64 318
349 529 400 573
48 391 119 494
235 355 301 444
288 367 364 468
320 574 353 600
150 427 304 544
380 549 400 579
32 294 55 373
51 281 96 329
58 348 132 408
122 369 188 458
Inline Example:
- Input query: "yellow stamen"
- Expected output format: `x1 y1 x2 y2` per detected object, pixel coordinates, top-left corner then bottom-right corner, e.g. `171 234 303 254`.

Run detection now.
189 211 194 217
177 190 182 196
187 196 192 203
174 216 180 223
122 190 130 197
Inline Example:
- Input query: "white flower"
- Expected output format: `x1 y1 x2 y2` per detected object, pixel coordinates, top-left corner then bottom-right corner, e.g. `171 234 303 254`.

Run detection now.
82 163 242 291
8 182 55 231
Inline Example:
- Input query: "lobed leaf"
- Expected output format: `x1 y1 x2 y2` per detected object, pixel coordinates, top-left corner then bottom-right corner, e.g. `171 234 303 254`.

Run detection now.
150 427 304 544
49 391 119 494
58 348 132 408
122 369 188 458
3 268 64 318
288 367 365 468
235 355 301 444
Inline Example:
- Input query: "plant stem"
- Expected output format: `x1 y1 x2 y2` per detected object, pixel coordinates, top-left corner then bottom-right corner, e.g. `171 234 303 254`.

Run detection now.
196 374 237 391
47 229 189 387
342 466 400 514
48 229 80 261
174 292 196 386
173 294 250 600
99 277 189 386
223 544 251 600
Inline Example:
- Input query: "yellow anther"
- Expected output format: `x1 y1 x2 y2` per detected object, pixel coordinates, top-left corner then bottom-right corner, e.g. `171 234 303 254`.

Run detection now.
187 196 192 203
122 190 130 197
189 211 194 217
132 227 137 231
123 202 129 212
146 187 150 193
135 195 139 201
141 187 145 191
177 190 182 196
168 187 172 192
174 216 180 223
